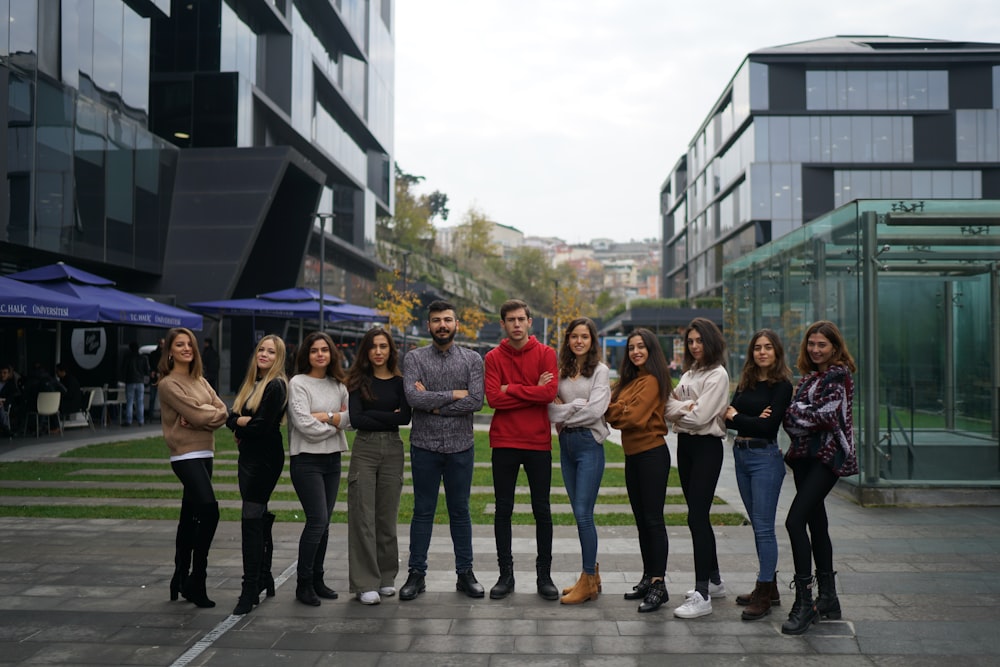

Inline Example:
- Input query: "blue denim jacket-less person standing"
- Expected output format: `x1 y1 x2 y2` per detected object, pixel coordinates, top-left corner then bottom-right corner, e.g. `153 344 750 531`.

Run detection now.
726 378 792 615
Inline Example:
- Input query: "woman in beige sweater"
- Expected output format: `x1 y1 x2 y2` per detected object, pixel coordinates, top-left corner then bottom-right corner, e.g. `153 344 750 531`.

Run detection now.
157 327 228 608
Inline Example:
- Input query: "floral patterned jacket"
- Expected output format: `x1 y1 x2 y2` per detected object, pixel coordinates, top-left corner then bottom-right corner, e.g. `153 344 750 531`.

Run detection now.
782 364 859 477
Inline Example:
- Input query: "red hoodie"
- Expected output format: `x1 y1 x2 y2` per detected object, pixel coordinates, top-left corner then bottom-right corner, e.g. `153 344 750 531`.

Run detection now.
485 336 558 450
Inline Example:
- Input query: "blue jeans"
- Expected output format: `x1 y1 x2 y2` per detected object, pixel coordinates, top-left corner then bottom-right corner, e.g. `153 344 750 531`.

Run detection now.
733 442 786 581
408 445 475 575
559 428 605 574
124 382 144 425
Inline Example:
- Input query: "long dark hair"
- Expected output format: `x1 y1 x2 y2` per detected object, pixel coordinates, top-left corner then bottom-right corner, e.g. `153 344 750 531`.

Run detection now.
796 320 856 375
611 328 672 404
295 331 345 381
736 329 792 392
558 317 600 379
682 317 727 371
346 327 400 401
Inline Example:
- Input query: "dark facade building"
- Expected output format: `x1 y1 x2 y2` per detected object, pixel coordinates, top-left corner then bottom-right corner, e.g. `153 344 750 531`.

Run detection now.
661 36 1000 299
1 1 393 385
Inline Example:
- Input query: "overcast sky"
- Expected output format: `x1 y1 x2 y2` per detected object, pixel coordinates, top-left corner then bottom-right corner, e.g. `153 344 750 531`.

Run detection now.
394 0 999 244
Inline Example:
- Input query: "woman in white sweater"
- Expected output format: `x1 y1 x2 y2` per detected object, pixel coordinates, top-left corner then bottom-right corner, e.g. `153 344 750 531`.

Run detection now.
548 317 611 605
287 331 351 606
667 317 730 619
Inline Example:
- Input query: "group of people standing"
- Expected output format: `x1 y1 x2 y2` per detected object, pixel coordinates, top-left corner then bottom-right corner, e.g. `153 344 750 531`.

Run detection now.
157 304 856 636
606 318 855 635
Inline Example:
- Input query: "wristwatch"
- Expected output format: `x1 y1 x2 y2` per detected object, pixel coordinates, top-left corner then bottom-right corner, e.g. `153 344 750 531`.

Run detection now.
327 411 335 423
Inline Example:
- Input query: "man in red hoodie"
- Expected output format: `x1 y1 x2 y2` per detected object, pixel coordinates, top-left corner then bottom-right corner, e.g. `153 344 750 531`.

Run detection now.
484 299 559 600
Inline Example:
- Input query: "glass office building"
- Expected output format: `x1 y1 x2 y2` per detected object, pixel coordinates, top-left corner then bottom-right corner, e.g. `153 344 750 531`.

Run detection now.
1 1 393 388
723 199 999 498
662 36 1000 301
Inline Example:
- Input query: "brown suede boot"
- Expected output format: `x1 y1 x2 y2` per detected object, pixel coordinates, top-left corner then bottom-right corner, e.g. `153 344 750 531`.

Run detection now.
736 576 780 606
560 572 599 605
741 580 773 620
562 563 602 595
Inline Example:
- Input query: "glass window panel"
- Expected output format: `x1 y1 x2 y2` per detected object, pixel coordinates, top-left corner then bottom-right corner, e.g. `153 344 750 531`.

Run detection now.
871 117 892 162
830 117 851 162
122 9 149 114
789 116 810 162
952 171 974 198
9 1 36 56
750 163 771 218
755 117 769 161
867 70 889 110
928 70 948 109
994 66 1000 108
847 71 867 109
0 0 9 56
931 170 951 197
749 61 768 111
771 164 793 221
805 71 824 110
901 117 914 162
911 170 932 195
890 170 912 198
93 0 123 97
851 117 873 162
769 117 789 162
907 70 929 109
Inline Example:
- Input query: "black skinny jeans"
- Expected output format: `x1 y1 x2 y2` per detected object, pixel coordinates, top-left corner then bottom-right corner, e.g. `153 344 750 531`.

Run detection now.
785 457 838 577
171 457 216 505
677 434 723 583
624 444 670 578
492 447 553 566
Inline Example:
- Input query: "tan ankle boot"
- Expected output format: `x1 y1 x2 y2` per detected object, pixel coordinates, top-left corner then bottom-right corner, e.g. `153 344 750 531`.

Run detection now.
561 563 602 595
560 572 599 605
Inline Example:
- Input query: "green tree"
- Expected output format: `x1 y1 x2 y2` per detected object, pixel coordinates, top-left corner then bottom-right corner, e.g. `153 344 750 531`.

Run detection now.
377 164 442 251
453 207 500 270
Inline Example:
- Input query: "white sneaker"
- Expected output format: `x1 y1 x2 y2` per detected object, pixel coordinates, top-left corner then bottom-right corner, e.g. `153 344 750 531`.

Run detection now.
357 590 381 605
674 591 713 618
378 586 396 597
684 580 727 599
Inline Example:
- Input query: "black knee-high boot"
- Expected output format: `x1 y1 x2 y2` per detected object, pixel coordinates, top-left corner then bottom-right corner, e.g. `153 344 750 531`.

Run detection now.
170 500 195 601
233 517 264 614
182 501 219 608
259 512 276 597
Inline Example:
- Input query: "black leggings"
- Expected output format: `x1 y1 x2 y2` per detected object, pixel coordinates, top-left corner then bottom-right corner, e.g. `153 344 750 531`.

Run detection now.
677 434 723 583
492 447 553 565
171 457 216 505
785 457 838 576
624 444 670 578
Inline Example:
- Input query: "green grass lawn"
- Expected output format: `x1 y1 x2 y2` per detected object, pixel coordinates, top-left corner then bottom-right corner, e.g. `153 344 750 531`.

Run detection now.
0 425 743 526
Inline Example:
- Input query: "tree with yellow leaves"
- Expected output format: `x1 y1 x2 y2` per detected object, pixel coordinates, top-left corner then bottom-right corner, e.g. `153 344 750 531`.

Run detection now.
375 270 419 338
457 306 488 341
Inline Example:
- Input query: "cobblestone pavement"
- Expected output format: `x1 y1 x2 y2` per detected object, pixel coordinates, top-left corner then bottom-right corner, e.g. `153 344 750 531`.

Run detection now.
1 427 999 665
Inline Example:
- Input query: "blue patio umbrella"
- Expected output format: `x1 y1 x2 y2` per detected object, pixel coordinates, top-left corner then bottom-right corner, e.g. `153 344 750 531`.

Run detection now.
8 262 203 330
0 275 100 322
187 292 385 324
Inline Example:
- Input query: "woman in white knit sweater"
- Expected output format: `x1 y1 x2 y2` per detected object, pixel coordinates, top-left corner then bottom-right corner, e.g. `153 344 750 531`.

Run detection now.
548 317 610 605
667 317 731 619
287 331 351 606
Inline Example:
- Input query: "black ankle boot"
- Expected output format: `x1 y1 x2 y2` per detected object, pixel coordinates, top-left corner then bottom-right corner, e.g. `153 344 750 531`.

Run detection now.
781 575 818 635
296 577 321 606
536 564 559 601
815 570 842 620
624 574 652 600
490 565 515 600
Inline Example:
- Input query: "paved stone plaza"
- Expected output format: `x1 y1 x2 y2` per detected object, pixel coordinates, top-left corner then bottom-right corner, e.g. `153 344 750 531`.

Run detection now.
1 428 998 665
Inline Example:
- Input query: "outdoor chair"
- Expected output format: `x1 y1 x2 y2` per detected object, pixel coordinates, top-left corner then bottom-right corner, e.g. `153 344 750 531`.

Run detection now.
24 391 62 437
105 383 127 425
63 388 96 432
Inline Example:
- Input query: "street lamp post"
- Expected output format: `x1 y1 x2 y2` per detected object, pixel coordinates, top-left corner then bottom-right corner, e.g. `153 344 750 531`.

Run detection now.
400 250 412 357
315 213 335 332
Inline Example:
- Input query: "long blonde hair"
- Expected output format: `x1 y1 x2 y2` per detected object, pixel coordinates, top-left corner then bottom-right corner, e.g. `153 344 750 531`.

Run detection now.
233 335 288 414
